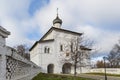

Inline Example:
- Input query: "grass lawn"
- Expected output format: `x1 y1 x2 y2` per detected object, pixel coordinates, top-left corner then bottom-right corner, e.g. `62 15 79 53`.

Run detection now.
86 73 120 77
32 73 95 80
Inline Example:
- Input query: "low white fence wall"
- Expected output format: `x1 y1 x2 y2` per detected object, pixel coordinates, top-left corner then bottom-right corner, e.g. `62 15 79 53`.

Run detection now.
90 68 120 74
0 46 41 80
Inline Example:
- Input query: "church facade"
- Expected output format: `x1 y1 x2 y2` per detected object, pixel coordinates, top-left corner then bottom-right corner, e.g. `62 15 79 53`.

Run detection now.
30 15 91 74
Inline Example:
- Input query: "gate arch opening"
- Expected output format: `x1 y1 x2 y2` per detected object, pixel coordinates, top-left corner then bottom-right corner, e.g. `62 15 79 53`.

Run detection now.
62 63 72 74
47 64 54 73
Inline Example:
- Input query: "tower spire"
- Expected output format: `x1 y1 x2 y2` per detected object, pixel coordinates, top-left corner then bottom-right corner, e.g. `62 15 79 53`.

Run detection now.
53 8 62 28
57 8 58 16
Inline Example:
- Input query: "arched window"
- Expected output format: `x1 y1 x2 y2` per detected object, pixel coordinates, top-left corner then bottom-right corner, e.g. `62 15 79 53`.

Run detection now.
44 47 47 53
44 47 50 53
48 48 50 53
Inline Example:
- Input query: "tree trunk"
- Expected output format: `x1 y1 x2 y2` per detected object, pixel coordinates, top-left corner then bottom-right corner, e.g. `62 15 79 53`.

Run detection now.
74 63 77 76
73 59 77 80
74 55 77 76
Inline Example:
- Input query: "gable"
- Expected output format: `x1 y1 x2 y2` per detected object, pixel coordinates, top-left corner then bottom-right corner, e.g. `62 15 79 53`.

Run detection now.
29 27 82 51
42 29 54 41
29 41 39 51
40 27 82 41
39 27 54 41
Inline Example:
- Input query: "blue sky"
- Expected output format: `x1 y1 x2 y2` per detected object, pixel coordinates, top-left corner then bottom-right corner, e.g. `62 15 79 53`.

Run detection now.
29 0 50 15
0 0 120 59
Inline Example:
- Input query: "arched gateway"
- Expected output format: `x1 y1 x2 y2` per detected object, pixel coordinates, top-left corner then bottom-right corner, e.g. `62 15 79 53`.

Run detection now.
62 63 72 74
47 64 54 73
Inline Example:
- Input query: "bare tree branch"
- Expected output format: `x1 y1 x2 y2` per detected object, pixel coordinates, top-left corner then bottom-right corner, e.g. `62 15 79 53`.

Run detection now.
59 35 94 76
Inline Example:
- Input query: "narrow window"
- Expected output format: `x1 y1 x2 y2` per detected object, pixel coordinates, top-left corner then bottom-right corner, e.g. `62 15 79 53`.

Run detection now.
48 48 50 53
44 47 47 53
60 45 63 51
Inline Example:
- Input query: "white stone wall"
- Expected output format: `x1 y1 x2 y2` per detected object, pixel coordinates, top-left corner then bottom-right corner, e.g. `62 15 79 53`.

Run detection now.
39 41 56 73
43 30 55 40
0 55 2 79
30 43 40 65
0 36 5 46
30 28 91 74
53 23 61 28
0 35 7 80
0 26 41 80
90 68 120 74
0 45 41 80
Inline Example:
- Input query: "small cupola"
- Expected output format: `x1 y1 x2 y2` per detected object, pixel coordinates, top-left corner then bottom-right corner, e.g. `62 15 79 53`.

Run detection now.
53 8 62 28
53 15 62 25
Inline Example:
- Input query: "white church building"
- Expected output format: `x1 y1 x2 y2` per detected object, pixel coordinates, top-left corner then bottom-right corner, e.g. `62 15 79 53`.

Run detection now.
30 14 91 74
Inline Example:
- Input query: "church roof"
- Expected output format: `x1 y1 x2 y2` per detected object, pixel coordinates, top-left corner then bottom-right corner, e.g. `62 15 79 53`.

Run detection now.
29 41 38 51
40 27 82 41
29 39 54 51
29 27 82 51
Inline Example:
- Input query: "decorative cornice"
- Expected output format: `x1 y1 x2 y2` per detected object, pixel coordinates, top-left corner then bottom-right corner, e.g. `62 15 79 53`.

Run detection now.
0 26 10 38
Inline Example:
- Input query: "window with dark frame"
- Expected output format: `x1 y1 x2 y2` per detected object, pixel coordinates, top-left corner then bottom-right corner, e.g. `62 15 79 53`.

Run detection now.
44 47 47 53
60 45 63 51
44 47 50 53
48 48 50 53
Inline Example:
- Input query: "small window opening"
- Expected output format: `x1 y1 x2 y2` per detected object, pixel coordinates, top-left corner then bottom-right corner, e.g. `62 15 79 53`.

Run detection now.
60 45 63 51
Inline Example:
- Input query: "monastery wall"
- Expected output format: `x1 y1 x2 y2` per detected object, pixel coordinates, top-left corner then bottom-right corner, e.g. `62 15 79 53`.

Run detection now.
0 26 41 80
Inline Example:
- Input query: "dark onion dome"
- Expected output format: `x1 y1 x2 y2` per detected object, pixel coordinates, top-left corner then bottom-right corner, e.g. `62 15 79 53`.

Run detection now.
53 15 62 24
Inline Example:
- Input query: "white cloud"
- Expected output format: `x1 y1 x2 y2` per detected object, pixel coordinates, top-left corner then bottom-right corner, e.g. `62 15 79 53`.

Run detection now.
0 0 34 46
0 0 120 56
75 25 120 54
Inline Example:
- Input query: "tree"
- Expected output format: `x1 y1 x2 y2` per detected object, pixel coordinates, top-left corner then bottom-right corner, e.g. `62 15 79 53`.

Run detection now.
60 36 93 76
14 44 30 60
107 40 120 68
96 60 104 68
